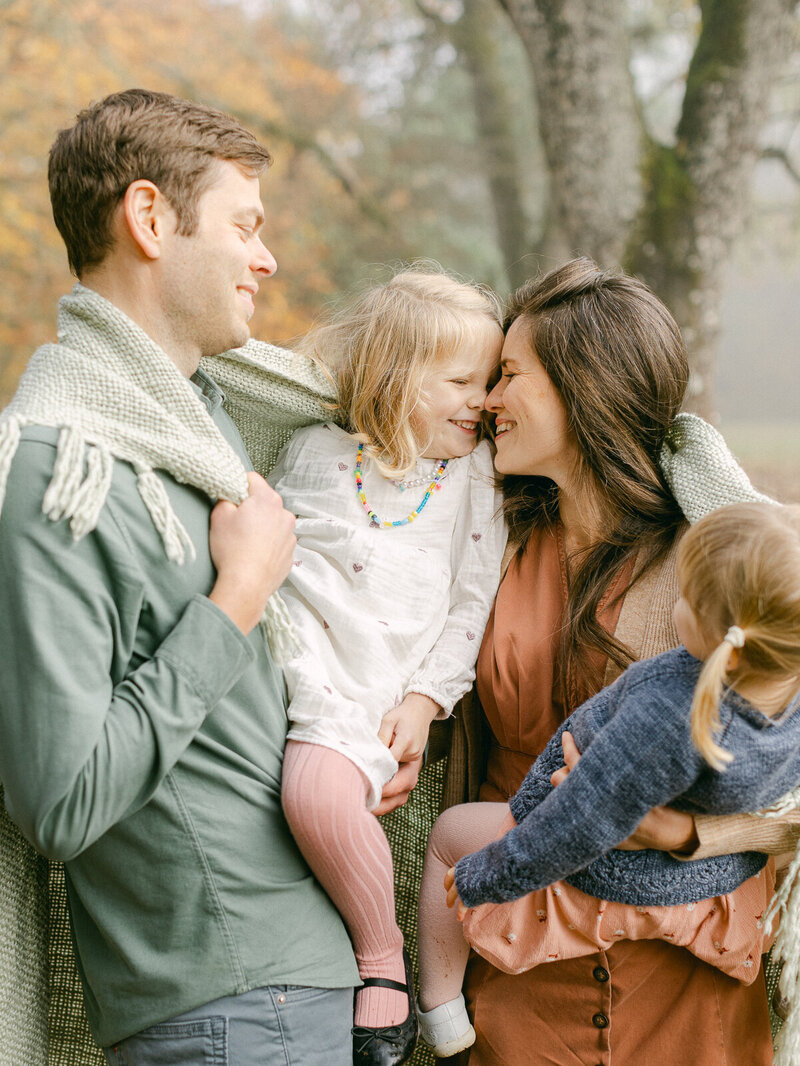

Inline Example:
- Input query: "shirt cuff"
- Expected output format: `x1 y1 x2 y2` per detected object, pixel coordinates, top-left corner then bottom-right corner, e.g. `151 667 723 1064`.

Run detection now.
155 594 256 707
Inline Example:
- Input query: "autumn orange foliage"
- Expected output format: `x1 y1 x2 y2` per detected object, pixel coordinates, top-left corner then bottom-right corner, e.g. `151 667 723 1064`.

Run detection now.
0 0 363 402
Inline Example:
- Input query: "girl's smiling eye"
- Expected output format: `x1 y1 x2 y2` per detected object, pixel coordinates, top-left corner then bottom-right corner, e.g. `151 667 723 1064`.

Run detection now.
450 378 469 386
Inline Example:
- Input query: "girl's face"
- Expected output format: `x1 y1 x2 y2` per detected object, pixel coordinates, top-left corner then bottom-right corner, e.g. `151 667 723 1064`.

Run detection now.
417 326 502 460
486 317 580 484
673 595 714 661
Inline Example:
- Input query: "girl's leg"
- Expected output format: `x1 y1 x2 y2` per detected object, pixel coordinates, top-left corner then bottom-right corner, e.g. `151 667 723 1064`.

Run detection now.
417 801 510 1012
281 740 407 1029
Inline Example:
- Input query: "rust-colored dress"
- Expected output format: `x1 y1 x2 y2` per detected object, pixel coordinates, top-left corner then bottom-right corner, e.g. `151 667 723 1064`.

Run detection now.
456 525 773 1066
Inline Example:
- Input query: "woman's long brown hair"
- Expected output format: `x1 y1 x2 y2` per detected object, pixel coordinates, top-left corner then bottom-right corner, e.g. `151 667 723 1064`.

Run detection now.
503 258 689 698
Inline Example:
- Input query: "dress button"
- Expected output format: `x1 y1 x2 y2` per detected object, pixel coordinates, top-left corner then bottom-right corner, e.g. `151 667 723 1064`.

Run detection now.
592 965 610 983
592 1012 609 1029
276 993 286 1005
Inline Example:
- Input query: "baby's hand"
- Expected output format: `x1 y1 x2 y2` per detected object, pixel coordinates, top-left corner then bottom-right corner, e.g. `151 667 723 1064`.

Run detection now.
377 693 440 764
444 866 469 921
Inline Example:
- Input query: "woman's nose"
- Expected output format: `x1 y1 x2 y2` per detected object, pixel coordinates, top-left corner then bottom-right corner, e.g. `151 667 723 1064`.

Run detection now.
485 378 504 412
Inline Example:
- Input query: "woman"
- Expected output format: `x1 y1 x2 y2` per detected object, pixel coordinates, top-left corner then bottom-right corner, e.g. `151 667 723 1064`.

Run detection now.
437 258 792 1066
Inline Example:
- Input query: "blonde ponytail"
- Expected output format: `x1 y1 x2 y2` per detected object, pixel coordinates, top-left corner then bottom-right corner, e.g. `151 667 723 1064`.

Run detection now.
679 503 800 771
690 637 739 771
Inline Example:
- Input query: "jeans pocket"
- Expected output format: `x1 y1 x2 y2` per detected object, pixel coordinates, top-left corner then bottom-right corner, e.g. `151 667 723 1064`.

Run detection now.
107 1016 228 1066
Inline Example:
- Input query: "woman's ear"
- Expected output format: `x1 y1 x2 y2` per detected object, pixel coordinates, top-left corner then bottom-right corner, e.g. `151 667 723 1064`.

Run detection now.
121 179 172 260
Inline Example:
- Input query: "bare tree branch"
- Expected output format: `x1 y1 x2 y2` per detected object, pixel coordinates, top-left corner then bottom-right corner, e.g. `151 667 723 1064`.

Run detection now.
762 146 800 184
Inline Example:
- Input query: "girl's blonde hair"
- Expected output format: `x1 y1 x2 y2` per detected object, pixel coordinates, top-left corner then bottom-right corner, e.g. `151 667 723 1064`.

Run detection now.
296 265 503 476
678 502 800 771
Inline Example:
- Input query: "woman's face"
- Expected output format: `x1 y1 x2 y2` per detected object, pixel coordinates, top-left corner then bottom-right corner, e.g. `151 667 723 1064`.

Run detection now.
486 317 580 484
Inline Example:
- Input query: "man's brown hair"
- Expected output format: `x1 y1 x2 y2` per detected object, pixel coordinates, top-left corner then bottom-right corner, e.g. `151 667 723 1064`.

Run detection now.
48 88 273 276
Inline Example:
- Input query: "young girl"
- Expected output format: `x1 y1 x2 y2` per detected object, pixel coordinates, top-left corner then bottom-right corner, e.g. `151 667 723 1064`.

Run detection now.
416 500 800 1057
269 269 507 1065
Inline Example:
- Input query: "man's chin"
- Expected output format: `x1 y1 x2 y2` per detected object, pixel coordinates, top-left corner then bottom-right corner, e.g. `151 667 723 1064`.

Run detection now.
208 326 251 357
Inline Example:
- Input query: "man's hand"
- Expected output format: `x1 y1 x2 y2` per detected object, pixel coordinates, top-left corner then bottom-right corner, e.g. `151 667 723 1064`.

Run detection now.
550 730 699 854
374 754 423 816
208 472 296 634
378 693 440 764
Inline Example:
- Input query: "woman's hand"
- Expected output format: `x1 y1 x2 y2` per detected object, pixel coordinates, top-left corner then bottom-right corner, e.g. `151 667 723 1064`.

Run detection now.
550 731 699 854
378 693 440 765
444 866 469 921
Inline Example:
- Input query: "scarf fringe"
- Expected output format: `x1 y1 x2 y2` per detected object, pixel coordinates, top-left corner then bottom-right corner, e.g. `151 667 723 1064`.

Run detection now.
67 444 114 540
261 593 300 666
43 426 85 523
0 416 22 515
760 790 800 1064
42 429 116 540
135 467 197 565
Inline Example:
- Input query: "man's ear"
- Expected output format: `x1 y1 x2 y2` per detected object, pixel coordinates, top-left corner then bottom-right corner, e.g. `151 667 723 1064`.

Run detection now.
121 180 174 260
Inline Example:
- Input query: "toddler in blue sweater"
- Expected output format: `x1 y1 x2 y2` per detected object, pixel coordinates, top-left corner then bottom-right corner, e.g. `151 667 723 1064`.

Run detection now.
416 501 800 1057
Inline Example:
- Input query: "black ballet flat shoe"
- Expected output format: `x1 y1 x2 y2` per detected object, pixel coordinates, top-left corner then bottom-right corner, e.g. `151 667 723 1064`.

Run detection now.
352 949 419 1066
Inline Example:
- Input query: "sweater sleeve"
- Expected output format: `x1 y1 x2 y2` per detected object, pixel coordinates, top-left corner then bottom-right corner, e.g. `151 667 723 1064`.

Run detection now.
454 668 706 907
508 717 577 822
0 441 254 862
403 444 507 714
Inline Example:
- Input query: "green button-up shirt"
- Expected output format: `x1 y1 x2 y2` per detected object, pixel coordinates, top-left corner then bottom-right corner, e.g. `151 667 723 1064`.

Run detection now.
0 370 357 1046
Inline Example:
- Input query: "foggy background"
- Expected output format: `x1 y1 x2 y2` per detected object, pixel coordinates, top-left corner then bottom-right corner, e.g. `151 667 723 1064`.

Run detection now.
1 0 797 495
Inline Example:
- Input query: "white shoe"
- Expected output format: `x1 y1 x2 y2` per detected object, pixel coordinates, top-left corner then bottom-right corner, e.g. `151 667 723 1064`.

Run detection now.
417 994 476 1057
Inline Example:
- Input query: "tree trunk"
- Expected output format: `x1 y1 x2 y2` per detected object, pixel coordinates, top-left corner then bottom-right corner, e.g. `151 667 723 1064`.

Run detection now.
498 0 645 268
627 0 795 421
450 0 535 290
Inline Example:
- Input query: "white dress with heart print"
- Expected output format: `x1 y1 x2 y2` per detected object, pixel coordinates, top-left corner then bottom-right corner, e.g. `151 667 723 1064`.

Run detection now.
269 422 507 808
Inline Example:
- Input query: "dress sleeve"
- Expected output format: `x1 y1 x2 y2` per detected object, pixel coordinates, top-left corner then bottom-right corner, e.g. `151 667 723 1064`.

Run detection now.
403 444 507 715
0 442 254 862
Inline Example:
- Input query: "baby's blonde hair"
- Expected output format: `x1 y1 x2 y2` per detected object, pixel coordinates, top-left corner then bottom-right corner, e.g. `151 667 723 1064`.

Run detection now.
677 502 800 771
296 264 502 476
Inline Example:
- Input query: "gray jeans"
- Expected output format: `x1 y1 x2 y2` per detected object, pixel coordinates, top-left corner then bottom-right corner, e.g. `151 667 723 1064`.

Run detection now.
103 984 355 1066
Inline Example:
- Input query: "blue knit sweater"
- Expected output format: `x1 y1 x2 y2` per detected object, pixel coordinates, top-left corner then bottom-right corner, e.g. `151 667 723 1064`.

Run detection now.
455 647 800 908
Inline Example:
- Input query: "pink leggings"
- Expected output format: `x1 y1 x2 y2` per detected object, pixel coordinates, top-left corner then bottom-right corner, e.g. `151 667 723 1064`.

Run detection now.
281 740 409 1027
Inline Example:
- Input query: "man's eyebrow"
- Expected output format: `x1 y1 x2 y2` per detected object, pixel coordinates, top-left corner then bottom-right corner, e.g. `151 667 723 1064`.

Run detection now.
234 208 265 228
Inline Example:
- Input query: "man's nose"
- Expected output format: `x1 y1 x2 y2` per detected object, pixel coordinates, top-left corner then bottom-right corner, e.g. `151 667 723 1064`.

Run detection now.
253 238 277 277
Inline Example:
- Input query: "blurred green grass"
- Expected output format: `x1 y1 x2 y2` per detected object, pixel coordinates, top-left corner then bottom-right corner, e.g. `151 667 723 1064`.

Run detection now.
720 420 800 503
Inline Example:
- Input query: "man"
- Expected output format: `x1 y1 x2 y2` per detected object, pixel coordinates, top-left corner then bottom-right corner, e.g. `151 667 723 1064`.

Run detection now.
0 88 359 1065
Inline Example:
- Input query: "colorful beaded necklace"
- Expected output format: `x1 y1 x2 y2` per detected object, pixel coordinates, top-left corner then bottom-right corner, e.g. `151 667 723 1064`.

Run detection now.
354 443 448 528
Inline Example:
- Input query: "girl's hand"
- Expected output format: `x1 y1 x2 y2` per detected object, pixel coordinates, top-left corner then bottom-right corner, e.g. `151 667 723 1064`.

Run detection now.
444 866 469 921
378 693 440 764
551 731 698 853
373 754 423 815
